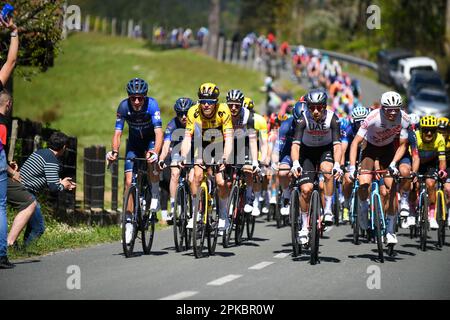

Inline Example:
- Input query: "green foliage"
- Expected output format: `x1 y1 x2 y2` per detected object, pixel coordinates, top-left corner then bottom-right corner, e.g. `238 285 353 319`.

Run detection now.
0 0 65 78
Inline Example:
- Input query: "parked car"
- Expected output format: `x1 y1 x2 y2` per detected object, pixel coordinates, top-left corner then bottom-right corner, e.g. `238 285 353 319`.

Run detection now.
377 49 414 86
392 57 438 92
408 88 450 118
407 70 446 101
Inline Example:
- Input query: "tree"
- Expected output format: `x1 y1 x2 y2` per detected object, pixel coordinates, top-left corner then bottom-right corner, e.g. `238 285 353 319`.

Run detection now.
0 0 65 79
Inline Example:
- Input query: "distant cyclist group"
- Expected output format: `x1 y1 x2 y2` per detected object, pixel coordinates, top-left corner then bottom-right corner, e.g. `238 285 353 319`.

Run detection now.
108 61 450 261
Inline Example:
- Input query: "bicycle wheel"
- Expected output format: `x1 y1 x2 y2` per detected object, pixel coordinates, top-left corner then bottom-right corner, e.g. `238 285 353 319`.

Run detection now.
419 193 429 251
246 213 256 240
373 195 384 263
208 192 219 255
351 191 360 245
436 191 445 248
235 188 246 245
141 185 155 255
309 190 321 265
223 184 239 248
122 187 138 258
173 185 188 252
333 185 340 226
290 189 301 257
192 188 208 258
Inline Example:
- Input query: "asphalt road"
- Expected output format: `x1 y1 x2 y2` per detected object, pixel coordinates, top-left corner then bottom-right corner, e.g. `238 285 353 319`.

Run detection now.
1 217 450 300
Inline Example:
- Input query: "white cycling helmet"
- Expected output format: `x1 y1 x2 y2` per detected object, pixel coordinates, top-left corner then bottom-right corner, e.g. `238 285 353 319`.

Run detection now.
409 113 420 126
381 91 403 108
312 49 320 57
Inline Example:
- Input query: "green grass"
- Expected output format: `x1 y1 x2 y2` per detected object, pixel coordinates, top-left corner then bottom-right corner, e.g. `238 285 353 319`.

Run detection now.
7 206 121 260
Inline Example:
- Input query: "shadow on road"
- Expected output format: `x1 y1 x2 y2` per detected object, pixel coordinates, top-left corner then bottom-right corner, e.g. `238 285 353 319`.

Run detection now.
292 255 341 264
11 259 41 265
113 250 169 258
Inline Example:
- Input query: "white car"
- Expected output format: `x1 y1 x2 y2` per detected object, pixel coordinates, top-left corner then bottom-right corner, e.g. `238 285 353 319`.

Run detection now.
392 57 438 92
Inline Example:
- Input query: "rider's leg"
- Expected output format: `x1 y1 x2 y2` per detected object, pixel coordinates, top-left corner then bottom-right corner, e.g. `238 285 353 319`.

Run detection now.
169 166 181 213
320 161 334 218
427 177 438 229
279 163 291 215
244 169 254 213
399 163 412 217
383 176 398 236
216 170 230 229
148 162 161 211
342 172 353 221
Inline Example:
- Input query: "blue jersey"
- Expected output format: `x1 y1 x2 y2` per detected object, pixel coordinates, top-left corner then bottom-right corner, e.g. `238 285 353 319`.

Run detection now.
340 118 355 145
164 117 185 147
275 117 296 156
115 97 162 150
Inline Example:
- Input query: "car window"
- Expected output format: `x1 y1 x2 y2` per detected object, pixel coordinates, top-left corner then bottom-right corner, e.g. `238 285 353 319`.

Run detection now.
415 77 443 88
411 66 434 74
417 92 448 103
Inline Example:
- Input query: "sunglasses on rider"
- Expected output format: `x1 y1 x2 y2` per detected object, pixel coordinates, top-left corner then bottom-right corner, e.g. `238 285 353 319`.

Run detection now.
129 95 145 103
423 128 437 134
308 104 326 112
227 102 242 108
199 99 218 105
384 107 400 113
176 111 188 118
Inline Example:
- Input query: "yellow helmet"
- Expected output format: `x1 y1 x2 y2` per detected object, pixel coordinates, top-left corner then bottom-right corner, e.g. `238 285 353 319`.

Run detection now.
243 97 255 110
420 115 438 129
438 117 449 130
198 82 220 99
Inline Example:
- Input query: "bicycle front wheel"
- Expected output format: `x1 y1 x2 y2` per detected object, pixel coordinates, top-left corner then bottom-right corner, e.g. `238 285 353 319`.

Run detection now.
290 189 301 257
122 187 138 258
373 195 384 263
192 188 208 258
207 192 219 255
223 184 239 248
141 186 155 255
437 191 446 248
173 185 190 252
419 193 429 251
310 190 321 265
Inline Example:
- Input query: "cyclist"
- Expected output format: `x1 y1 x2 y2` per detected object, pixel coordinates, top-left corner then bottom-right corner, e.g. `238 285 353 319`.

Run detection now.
158 98 195 223
398 115 420 228
107 78 163 243
349 91 410 245
438 117 450 226
291 90 343 244
179 83 234 232
415 116 447 230
340 106 370 223
272 101 305 217
242 96 271 215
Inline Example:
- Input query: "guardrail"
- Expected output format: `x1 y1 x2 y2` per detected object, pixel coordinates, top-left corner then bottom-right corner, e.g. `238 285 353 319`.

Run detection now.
305 47 378 71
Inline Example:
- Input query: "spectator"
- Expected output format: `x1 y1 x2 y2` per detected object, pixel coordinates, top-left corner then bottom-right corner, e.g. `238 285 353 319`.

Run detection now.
0 17 19 269
16 132 76 247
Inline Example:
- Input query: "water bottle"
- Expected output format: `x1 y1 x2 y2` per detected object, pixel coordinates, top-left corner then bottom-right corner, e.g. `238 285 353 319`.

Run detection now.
1 4 14 23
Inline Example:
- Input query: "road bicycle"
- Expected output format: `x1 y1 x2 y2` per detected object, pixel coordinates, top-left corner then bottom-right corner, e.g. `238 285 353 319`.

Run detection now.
171 164 194 252
120 157 156 258
192 163 221 259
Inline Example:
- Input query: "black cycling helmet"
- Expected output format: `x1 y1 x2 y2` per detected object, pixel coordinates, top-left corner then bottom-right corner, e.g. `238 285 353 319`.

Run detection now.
127 78 148 96
306 89 327 107
174 97 194 114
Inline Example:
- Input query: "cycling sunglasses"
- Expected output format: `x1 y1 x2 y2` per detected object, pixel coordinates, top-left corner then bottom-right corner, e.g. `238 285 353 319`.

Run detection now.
176 111 188 118
423 128 437 134
384 107 400 113
308 104 326 112
199 99 218 105
129 95 145 103
227 102 242 108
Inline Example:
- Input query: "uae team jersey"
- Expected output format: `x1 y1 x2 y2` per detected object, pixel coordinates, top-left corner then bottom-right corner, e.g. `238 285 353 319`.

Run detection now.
292 109 341 147
357 109 409 147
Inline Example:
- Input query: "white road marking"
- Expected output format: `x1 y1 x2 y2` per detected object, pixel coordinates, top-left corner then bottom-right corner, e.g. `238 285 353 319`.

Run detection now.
274 253 290 259
159 291 199 300
248 261 274 270
207 274 243 286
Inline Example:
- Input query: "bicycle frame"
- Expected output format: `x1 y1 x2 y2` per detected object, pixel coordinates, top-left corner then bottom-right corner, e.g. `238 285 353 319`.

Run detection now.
370 180 387 235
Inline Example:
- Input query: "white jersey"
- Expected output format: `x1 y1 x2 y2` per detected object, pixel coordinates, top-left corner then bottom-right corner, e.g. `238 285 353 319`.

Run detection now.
357 109 409 147
293 109 341 147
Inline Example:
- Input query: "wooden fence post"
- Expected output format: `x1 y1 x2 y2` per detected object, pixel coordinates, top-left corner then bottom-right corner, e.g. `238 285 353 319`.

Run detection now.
111 161 118 212
84 14 90 32
111 18 117 36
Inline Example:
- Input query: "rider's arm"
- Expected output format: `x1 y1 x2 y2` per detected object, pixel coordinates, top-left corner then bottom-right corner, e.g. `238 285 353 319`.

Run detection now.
341 143 348 166
349 135 364 167
256 114 268 164
159 140 171 162
391 138 408 164
180 111 195 159
291 118 306 162
438 135 447 172
222 110 234 163
152 127 163 154
331 114 342 164
0 20 19 86
112 130 122 154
